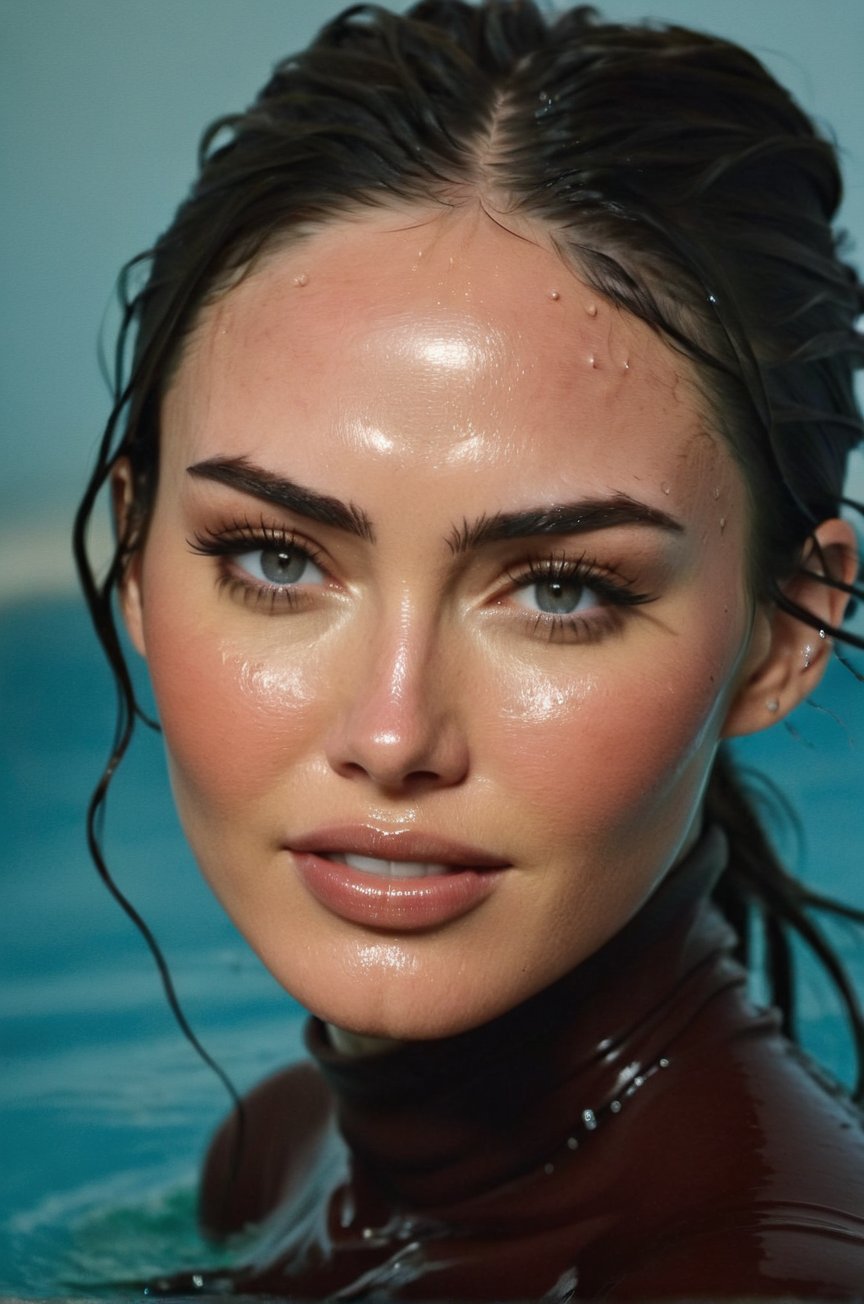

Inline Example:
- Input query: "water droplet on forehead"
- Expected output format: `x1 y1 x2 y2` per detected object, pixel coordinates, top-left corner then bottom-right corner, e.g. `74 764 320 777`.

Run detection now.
548 289 561 301
292 272 309 287
585 303 599 317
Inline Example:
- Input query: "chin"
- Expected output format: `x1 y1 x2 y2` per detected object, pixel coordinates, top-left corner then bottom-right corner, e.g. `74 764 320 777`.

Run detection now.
304 988 494 1043
285 948 550 1044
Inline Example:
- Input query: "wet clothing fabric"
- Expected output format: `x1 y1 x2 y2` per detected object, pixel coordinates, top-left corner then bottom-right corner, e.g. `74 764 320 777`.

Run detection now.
154 829 864 1299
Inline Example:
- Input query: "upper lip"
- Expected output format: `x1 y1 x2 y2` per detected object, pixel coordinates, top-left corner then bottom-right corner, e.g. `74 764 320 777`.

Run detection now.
287 825 510 868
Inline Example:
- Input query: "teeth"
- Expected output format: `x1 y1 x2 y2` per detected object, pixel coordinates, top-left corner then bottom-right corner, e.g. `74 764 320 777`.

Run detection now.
327 853 453 879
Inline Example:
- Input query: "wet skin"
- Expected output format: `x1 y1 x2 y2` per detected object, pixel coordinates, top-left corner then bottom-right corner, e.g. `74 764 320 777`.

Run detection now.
120 204 845 1041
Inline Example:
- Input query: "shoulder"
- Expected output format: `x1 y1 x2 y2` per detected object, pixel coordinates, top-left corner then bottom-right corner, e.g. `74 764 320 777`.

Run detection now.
653 1027 864 1206
602 1212 864 1299
198 1059 335 1240
594 1019 864 1296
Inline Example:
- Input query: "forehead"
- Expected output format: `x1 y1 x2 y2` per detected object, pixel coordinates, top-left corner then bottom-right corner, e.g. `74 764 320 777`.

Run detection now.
164 206 733 506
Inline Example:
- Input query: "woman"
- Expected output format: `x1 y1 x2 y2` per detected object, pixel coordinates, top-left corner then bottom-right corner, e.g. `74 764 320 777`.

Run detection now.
75 1 864 1297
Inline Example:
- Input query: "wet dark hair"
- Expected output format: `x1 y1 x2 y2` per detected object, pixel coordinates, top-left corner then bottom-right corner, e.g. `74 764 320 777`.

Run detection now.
75 0 864 1100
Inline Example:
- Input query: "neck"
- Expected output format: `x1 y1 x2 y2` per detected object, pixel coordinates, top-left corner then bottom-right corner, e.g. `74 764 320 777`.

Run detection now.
307 827 735 1207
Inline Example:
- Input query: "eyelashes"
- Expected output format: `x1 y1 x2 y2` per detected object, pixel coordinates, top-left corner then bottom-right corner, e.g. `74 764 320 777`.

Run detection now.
189 518 328 612
188 517 656 639
504 555 654 642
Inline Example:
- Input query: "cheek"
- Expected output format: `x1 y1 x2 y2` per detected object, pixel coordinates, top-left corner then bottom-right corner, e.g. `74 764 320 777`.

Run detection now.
143 604 323 810
488 643 735 836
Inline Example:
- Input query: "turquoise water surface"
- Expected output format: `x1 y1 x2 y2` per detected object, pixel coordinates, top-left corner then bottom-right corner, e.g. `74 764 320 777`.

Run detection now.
2 595 863 1297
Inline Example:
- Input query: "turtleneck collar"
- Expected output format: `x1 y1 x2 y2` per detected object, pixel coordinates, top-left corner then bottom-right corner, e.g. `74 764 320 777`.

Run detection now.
306 827 740 1211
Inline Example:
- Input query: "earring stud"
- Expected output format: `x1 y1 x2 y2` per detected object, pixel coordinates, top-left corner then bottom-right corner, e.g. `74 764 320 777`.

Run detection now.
766 698 780 714
802 644 814 670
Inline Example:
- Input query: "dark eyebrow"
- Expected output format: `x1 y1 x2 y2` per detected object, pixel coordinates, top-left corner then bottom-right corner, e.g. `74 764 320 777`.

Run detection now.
187 457 374 541
447 496 683 554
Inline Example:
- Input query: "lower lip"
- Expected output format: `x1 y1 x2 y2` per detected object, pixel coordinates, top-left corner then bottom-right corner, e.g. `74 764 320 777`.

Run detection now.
291 852 504 930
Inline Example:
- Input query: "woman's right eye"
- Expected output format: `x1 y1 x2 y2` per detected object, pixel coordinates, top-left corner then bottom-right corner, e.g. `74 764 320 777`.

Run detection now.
188 525 330 609
234 545 326 589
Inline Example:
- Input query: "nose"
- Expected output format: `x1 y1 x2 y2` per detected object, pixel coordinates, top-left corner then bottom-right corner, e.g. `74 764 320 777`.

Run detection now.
324 612 470 793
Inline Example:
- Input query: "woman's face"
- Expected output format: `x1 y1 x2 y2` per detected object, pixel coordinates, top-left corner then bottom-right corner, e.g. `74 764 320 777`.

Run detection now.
125 207 768 1038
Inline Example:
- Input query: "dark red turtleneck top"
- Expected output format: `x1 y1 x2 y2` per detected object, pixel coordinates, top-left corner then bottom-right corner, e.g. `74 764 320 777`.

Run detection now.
149 829 864 1299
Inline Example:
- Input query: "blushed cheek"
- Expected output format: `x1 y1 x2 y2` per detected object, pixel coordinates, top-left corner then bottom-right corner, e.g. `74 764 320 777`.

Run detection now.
492 658 731 833
498 667 597 725
145 618 323 808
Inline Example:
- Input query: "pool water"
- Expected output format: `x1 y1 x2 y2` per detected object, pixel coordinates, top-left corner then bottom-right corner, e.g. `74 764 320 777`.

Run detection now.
1 597 307 1295
2 596 863 1297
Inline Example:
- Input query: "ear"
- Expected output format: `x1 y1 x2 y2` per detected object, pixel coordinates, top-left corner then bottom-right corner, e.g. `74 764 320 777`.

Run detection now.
112 458 148 659
722 518 859 739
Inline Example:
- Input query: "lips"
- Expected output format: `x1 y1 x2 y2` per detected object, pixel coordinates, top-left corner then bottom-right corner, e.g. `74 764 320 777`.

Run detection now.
287 827 509 929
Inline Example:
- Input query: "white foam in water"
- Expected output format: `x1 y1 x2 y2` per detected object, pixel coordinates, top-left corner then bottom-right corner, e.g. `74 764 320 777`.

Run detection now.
5 1166 240 1295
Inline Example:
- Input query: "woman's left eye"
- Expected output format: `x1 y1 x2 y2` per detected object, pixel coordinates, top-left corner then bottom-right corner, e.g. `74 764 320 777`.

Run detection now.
503 557 653 640
234 545 326 588
513 575 598 616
